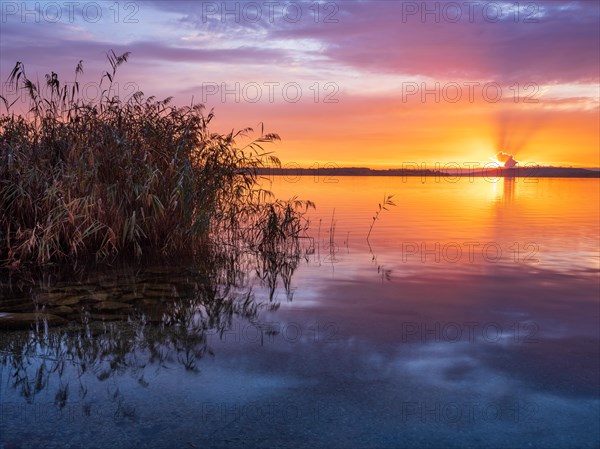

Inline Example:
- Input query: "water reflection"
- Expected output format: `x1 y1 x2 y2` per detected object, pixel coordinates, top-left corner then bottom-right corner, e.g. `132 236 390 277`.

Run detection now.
0 243 305 410
502 177 515 205
268 177 600 275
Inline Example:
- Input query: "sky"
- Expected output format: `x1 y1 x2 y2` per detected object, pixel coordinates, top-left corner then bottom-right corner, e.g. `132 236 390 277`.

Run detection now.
1 0 599 168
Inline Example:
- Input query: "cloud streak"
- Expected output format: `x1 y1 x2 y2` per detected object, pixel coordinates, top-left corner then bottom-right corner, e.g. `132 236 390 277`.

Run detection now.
3 1 599 84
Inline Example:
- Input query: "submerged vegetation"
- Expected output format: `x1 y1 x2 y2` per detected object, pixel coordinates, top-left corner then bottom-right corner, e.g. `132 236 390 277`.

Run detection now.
0 250 303 408
0 51 314 269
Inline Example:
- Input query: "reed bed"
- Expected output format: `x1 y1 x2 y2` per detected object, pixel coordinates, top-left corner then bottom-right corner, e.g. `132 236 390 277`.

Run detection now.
0 52 313 269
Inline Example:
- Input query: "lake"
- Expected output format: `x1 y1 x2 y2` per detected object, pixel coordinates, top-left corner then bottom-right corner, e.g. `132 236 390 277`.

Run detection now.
1 176 599 449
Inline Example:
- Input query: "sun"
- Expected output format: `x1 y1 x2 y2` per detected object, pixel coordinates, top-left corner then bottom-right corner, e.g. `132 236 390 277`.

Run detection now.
488 157 505 168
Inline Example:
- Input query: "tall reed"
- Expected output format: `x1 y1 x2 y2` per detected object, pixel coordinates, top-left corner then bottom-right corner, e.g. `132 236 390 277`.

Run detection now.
366 194 396 241
0 51 313 269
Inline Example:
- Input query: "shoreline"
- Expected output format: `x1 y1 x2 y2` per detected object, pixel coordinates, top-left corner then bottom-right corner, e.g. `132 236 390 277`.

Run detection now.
256 167 600 178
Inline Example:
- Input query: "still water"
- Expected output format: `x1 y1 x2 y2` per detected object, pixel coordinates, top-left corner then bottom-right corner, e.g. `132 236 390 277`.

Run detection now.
1 177 599 449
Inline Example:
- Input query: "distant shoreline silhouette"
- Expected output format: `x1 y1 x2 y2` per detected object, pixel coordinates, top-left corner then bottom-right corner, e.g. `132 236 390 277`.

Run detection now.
256 166 600 178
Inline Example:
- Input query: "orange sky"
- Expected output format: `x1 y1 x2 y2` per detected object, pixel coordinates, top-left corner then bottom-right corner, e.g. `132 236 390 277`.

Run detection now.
213 93 600 168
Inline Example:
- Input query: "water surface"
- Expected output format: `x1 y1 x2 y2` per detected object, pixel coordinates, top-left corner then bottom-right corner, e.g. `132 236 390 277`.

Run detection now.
1 177 598 449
